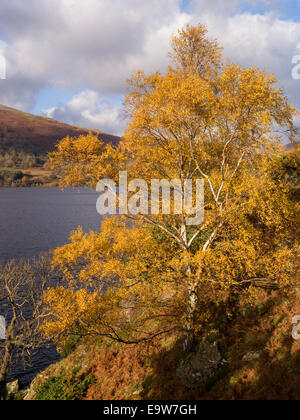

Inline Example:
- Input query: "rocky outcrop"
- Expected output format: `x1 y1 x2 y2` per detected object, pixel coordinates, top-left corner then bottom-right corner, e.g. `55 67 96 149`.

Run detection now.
23 374 44 400
6 379 19 395
176 341 226 389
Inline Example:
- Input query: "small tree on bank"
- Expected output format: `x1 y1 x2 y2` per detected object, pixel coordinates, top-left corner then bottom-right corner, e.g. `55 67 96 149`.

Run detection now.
45 25 299 352
0 256 52 399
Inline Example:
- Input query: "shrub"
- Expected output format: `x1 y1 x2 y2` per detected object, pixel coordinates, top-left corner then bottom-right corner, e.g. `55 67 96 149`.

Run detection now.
35 372 94 401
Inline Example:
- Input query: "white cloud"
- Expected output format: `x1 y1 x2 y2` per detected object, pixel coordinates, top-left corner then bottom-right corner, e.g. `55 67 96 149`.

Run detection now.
43 90 125 136
0 0 300 134
188 10 300 105
0 0 189 96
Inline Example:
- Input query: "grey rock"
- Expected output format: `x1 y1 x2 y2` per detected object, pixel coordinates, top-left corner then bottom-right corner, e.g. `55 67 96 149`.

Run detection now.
6 379 19 395
176 341 224 389
243 351 263 362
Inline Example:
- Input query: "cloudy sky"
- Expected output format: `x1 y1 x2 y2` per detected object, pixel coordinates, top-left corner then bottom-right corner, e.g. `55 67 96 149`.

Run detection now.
0 0 299 135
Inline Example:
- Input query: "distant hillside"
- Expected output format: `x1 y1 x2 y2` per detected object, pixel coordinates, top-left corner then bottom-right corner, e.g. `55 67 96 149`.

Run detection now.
0 105 120 154
285 142 299 152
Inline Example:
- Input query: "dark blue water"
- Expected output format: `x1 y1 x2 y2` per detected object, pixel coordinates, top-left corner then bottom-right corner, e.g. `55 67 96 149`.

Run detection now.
0 187 103 387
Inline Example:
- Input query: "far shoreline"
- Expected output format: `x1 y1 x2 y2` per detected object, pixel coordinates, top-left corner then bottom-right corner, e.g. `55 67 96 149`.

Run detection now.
0 165 58 188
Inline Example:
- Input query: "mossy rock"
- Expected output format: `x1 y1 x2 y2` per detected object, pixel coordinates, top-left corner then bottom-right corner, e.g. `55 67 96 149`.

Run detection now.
176 341 225 389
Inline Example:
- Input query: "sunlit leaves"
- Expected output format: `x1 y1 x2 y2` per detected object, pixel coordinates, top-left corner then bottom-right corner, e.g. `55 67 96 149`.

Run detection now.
44 25 299 347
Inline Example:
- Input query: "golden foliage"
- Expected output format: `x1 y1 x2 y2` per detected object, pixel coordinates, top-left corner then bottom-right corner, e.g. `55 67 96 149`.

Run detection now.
44 25 299 350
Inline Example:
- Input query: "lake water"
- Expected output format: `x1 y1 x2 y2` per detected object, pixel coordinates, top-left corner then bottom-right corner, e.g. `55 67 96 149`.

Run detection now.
0 187 103 387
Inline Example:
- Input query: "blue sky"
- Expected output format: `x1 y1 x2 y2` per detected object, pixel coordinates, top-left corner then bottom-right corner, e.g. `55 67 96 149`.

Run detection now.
240 1 299 19
180 0 192 12
32 86 75 115
0 0 300 135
